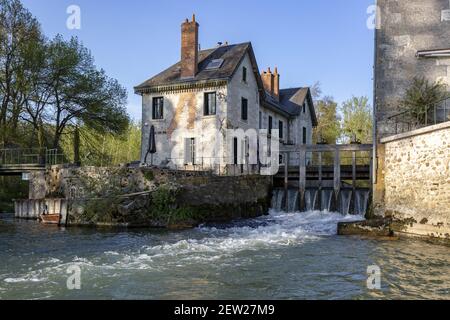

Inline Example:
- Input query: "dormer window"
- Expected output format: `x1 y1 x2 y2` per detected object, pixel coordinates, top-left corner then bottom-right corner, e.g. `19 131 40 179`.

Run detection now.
205 59 224 70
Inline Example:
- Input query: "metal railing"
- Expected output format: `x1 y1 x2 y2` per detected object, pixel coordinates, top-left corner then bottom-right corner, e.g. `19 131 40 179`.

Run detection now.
0 148 65 167
387 97 450 134
160 157 260 176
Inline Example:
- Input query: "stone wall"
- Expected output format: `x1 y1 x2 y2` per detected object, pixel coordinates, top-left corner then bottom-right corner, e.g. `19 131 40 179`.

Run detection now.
379 122 450 240
28 166 272 228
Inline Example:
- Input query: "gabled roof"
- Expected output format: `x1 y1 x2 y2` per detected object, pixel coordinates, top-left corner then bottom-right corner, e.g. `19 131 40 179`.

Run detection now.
134 41 317 126
135 42 263 93
263 87 318 126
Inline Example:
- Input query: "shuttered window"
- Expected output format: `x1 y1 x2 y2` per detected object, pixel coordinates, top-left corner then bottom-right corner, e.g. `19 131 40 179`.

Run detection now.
241 98 248 121
184 138 196 165
268 116 273 135
152 97 164 119
279 120 283 139
204 92 217 116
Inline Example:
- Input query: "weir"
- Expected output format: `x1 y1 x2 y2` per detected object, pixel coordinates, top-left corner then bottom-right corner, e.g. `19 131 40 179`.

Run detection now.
274 144 373 215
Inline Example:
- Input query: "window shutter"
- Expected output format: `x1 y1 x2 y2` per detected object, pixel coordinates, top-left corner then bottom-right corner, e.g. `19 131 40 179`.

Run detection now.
184 138 190 164
204 94 208 116
211 93 216 115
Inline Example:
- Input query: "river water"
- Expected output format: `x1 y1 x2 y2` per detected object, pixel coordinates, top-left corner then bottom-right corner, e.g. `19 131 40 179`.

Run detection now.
0 211 449 300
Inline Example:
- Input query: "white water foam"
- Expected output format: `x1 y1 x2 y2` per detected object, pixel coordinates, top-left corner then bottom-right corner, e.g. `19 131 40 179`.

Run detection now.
2 211 364 284
133 210 364 266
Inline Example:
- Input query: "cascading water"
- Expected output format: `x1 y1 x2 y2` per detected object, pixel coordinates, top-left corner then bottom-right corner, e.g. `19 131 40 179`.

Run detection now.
305 189 318 211
339 190 352 215
355 190 370 216
287 190 299 212
320 190 333 212
271 189 285 211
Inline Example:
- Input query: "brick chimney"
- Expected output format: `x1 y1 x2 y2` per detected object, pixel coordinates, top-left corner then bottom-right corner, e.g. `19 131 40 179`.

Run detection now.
261 67 280 100
181 14 199 79
273 67 280 99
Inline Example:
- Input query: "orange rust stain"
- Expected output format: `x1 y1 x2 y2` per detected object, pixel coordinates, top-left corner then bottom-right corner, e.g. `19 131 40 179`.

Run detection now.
167 93 197 139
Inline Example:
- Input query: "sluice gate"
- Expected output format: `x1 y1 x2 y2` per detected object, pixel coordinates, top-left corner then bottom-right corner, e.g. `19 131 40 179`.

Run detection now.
274 144 373 215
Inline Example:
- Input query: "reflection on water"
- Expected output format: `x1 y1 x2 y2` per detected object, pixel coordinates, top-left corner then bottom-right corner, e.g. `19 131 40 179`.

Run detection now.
0 212 449 300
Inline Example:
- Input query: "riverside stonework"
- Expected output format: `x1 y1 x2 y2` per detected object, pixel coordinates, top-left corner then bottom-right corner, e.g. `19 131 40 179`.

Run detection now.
26 166 272 228
380 123 450 240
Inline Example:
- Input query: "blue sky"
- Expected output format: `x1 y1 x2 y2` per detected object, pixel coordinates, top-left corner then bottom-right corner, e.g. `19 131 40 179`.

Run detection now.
22 0 375 120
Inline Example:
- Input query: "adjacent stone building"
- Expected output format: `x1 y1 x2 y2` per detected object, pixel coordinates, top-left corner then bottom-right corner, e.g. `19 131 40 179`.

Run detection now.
134 15 317 175
374 0 450 139
373 0 450 240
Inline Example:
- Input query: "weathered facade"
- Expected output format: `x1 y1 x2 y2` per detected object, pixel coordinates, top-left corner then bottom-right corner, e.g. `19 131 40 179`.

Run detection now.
374 0 450 139
135 16 317 175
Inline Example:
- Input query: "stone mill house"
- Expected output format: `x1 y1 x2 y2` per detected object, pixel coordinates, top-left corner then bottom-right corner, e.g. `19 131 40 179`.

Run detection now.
134 15 317 175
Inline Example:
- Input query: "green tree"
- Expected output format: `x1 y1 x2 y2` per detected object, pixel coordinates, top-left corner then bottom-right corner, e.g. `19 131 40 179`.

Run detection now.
0 0 44 146
313 96 341 144
42 35 129 149
341 96 373 143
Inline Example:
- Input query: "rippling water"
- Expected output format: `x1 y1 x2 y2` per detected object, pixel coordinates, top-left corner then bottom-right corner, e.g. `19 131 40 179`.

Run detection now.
0 211 449 300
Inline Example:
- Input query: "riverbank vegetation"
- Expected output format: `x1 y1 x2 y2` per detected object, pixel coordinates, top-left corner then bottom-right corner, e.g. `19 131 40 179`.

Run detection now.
0 0 140 202
311 82 373 145
0 0 132 153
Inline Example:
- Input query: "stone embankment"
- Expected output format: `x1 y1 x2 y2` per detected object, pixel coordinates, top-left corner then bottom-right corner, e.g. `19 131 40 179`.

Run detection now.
23 166 272 229
344 122 450 244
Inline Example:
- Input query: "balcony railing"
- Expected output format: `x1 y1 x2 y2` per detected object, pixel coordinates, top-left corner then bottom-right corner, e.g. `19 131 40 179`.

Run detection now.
387 97 450 135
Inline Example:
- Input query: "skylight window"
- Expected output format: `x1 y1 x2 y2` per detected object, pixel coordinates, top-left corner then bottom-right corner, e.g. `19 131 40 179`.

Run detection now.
205 59 224 70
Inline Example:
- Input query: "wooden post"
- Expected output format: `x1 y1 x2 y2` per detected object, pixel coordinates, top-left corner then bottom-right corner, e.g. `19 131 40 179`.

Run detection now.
299 148 306 211
318 151 322 189
284 152 289 211
333 146 341 211
352 151 356 191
